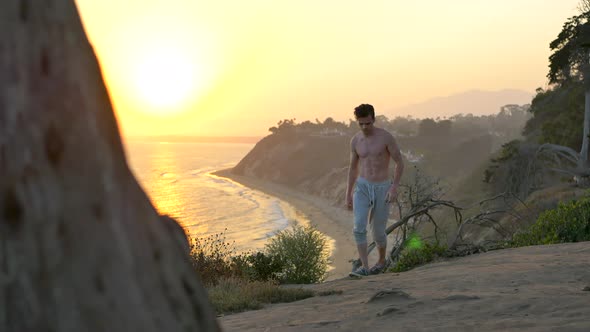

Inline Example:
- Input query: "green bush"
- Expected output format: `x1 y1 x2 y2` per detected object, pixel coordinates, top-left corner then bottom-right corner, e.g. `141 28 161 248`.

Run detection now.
265 224 330 284
243 252 285 282
391 242 447 272
511 197 590 246
191 223 330 287
189 231 247 286
227 252 285 282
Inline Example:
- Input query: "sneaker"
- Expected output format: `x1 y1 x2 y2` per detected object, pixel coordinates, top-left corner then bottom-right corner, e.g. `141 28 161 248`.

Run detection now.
369 263 385 275
349 266 369 277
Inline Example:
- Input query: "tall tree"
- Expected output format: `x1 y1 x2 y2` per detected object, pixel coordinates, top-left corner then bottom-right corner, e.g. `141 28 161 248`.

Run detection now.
547 5 590 168
0 1 219 331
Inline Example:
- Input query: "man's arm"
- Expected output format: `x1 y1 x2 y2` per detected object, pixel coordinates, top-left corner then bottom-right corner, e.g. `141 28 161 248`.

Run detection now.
345 135 359 209
386 134 404 202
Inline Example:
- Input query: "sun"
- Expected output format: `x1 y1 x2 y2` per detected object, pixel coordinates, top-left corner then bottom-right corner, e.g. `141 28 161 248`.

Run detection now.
133 48 197 113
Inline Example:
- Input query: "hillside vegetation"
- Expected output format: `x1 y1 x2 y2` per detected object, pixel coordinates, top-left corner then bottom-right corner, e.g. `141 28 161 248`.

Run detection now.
231 107 533 242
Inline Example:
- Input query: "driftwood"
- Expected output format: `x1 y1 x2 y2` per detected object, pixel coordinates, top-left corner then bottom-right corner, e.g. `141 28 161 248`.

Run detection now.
0 1 218 331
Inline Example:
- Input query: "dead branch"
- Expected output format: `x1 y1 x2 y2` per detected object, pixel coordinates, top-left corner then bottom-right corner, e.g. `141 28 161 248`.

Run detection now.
450 192 529 250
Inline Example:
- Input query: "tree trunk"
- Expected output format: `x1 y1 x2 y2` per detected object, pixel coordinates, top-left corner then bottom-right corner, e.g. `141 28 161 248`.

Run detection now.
0 1 219 331
581 90 590 169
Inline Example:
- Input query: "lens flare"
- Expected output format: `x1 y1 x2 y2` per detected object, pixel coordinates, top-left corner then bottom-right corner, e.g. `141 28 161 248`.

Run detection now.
406 233 423 250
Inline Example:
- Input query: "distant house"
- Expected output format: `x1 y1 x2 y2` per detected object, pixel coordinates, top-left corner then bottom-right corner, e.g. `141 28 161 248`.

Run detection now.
487 130 505 137
402 150 423 163
390 130 415 138
309 128 347 137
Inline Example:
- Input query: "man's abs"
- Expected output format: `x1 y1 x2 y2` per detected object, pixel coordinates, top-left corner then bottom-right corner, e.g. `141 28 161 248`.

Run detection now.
358 156 390 182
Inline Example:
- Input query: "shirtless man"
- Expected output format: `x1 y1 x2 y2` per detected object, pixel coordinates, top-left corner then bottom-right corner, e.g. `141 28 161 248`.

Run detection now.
346 104 404 277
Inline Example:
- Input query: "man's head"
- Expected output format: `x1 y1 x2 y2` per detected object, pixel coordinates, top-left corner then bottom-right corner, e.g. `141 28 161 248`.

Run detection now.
354 104 375 120
354 104 375 135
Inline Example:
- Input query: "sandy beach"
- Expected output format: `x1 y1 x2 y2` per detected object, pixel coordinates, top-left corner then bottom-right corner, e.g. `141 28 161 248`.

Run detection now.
214 169 358 280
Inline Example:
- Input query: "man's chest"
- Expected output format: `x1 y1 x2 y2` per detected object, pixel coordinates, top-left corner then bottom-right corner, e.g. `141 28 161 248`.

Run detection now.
356 138 388 158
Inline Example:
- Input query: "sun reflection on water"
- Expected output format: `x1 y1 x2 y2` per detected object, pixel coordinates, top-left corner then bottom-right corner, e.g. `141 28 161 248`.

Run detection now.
127 141 310 251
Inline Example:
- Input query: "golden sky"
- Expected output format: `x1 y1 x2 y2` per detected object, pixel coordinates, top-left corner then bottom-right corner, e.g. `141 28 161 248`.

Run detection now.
75 0 581 137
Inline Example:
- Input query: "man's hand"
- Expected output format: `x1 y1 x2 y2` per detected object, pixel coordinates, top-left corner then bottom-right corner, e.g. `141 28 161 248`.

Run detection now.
385 185 398 204
345 194 353 210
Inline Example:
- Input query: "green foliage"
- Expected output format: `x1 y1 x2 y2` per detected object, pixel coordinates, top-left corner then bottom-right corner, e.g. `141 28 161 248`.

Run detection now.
493 139 521 163
207 277 315 315
265 224 330 284
518 9 590 155
492 104 532 134
511 197 590 247
418 118 452 137
189 231 247 286
269 117 349 136
268 118 297 136
484 140 522 183
242 252 285 282
523 84 584 150
390 116 419 136
391 242 447 273
547 11 590 85
265 110 530 142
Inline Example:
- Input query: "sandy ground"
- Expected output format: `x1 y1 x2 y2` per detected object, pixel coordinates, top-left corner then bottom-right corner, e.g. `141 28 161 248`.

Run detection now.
214 170 590 332
220 242 590 331
213 169 359 280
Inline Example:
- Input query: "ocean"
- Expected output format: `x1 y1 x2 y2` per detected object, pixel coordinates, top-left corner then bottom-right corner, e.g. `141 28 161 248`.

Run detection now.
124 140 305 253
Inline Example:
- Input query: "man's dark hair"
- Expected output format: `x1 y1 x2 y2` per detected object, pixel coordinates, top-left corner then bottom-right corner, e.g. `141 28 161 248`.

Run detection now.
354 104 375 119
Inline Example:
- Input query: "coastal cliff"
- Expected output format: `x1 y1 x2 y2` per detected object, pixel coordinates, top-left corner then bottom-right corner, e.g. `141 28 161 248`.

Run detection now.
232 133 351 204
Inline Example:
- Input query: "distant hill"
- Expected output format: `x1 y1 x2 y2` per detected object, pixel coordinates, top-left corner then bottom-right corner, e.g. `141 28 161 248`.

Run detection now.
389 89 534 119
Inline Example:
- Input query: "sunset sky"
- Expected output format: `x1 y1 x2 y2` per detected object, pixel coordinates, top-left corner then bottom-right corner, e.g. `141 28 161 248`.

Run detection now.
75 0 581 137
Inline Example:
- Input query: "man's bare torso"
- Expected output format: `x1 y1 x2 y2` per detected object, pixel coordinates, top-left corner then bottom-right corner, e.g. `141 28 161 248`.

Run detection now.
353 127 393 182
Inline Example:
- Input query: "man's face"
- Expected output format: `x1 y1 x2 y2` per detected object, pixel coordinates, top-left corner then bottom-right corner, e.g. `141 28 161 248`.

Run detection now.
356 116 374 134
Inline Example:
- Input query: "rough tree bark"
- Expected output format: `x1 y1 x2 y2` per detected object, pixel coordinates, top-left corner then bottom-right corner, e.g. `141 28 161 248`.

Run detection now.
0 1 219 331
582 89 590 168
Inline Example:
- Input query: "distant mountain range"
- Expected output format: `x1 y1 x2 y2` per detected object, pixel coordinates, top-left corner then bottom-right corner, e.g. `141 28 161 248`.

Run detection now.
388 89 534 119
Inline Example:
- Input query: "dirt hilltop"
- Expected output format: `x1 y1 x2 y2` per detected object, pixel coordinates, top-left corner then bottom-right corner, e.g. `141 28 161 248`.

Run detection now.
220 242 590 331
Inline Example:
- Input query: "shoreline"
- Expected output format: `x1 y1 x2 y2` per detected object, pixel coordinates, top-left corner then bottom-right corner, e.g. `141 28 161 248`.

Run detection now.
212 168 357 281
